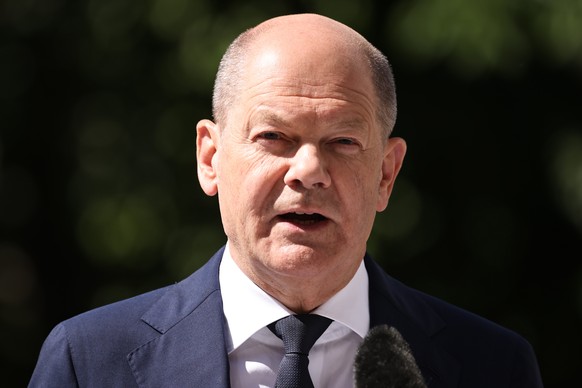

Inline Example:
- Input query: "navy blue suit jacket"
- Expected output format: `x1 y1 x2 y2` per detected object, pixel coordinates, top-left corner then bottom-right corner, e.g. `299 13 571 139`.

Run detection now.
29 247 543 387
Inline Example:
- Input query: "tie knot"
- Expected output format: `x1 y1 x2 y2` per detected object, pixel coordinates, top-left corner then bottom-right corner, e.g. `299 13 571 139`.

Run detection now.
269 314 332 355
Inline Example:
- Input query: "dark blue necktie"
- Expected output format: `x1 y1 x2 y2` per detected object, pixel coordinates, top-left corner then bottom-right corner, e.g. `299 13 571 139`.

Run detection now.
268 314 333 388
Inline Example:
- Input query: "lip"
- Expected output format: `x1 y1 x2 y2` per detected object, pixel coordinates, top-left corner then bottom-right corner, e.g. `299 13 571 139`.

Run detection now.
274 207 332 230
275 205 332 219
278 212 326 222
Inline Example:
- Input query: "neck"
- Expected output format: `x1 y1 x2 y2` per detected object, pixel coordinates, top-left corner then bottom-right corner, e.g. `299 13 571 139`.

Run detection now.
246 260 360 314
225 241 364 314
262 283 340 314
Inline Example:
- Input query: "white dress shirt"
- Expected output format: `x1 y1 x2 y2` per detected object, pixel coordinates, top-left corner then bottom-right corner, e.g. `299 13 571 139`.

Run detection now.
219 243 369 388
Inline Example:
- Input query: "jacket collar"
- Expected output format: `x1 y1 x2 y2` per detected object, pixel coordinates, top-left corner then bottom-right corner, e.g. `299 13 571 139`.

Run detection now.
128 247 230 387
365 255 460 387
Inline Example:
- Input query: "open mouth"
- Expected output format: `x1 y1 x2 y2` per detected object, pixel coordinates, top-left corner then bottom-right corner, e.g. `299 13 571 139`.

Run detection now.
278 212 327 226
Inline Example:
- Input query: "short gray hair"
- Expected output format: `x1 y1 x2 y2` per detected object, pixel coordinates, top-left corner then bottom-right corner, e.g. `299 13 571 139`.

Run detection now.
212 24 397 139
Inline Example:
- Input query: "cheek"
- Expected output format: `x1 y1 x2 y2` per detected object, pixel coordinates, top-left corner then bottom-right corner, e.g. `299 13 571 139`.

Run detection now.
220 150 284 208
218 148 254 187
338 162 384 228
342 159 381 198
354 175 378 213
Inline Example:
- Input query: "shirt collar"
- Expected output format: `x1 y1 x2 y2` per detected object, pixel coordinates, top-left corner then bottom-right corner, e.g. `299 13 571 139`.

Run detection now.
219 242 369 353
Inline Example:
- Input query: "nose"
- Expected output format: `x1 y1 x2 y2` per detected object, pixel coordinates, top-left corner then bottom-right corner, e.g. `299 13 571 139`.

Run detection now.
284 144 331 189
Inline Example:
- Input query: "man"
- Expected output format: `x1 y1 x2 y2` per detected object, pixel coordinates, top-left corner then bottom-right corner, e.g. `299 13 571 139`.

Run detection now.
29 13 543 387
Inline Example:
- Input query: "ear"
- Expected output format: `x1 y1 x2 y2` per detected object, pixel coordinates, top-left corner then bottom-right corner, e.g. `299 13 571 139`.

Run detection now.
196 119 220 196
377 137 407 212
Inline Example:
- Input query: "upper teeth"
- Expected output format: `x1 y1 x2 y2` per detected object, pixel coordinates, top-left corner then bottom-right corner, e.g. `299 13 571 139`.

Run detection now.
295 212 312 215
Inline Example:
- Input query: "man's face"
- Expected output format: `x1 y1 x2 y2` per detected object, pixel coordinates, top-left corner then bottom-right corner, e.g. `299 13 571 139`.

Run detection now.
197 32 405 301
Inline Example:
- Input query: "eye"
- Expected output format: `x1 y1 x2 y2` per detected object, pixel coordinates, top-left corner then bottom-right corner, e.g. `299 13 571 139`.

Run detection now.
335 138 357 145
257 131 282 141
329 137 363 155
260 132 281 140
332 137 362 148
254 131 292 155
254 131 294 147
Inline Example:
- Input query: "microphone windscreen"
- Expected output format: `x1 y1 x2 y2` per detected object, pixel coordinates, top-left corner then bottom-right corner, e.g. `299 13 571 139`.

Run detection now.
354 325 427 388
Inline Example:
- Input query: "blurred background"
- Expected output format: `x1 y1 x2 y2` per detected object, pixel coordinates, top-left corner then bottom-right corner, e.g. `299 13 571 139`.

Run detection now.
1 0 581 385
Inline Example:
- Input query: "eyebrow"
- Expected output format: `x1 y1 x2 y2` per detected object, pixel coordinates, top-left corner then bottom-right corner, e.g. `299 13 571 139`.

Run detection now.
332 117 368 130
254 110 368 132
256 111 291 128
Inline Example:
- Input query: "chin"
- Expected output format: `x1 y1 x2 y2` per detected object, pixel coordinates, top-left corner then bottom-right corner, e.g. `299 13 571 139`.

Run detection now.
268 244 336 272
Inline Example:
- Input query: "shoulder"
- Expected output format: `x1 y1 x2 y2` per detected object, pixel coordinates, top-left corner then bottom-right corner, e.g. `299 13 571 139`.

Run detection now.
53 286 175 354
29 286 173 387
389 271 528 348
411 285 543 386
365 255 527 343
30 249 226 387
365 256 543 387
57 246 225 340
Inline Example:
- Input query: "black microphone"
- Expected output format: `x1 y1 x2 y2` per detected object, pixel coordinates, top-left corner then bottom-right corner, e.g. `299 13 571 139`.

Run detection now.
354 325 427 388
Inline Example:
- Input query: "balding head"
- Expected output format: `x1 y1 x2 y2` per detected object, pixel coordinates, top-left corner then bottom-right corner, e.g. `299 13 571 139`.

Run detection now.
212 14 397 139
196 13 407 313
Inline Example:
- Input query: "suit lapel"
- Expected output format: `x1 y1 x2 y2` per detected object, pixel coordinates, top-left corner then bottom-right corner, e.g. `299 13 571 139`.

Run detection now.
365 255 461 388
128 248 230 387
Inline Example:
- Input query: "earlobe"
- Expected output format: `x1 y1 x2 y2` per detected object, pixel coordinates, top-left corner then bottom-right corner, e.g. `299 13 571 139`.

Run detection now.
196 119 220 196
377 137 407 212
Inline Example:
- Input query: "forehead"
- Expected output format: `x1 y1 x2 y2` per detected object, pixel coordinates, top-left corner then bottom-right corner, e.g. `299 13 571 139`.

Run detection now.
248 33 372 89
234 39 377 124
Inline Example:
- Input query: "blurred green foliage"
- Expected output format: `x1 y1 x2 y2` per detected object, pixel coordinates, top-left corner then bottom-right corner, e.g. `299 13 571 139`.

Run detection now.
1 0 581 385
